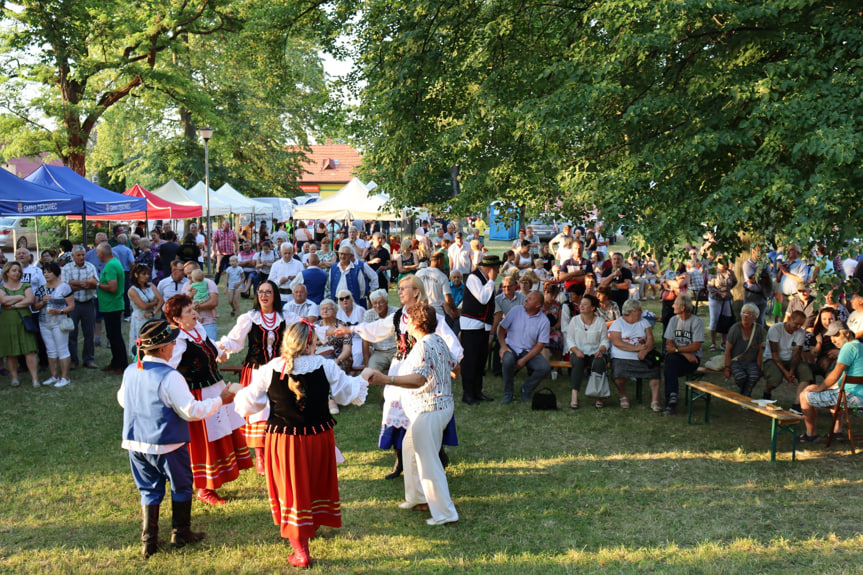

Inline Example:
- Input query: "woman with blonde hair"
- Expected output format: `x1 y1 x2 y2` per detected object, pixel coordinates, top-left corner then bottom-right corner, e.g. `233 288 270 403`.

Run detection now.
234 320 369 568
397 237 419 282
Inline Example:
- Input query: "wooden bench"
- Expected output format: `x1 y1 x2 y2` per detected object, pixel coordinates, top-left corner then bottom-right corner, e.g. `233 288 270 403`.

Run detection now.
685 380 804 462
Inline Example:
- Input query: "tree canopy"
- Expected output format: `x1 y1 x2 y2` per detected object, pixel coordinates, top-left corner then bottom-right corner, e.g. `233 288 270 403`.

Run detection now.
347 0 863 256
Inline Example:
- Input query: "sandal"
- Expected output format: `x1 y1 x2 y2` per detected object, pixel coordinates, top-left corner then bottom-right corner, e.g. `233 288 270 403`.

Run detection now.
651 400 662 412
829 433 848 443
797 433 819 444
709 344 717 352
620 396 630 409
10 379 20 388
594 400 604 409
570 402 579 410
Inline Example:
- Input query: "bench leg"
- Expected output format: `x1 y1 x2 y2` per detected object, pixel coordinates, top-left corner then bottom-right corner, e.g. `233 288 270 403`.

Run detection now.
687 386 710 424
770 419 799 462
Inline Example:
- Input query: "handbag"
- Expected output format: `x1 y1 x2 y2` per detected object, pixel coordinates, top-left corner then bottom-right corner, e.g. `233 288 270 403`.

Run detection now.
643 348 663 369
585 370 611 398
531 387 558 410
715 299 736 334
16 310 39 334
59 315 75 333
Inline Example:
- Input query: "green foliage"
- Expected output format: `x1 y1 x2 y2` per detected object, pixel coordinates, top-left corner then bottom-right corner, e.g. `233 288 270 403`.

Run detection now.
348 0 863 257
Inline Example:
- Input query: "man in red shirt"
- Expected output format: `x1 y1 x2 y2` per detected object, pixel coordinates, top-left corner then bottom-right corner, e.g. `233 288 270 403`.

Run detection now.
212 220 238 286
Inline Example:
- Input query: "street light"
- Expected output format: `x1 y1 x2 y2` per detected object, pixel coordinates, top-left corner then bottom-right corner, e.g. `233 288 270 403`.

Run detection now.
198 127 214 275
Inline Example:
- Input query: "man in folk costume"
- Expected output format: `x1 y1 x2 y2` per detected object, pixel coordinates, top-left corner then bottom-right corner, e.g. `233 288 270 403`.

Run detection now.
459 254 502 404
117 320 236 558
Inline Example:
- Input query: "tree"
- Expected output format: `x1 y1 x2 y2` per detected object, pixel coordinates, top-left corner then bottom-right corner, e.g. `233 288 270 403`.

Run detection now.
87 3 330 197
0 0 240 176
347 0 863 256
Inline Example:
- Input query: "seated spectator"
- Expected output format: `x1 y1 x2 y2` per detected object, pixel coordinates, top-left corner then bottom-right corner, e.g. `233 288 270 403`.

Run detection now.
362 289 398 373
798 323 863 442
596 285 621 328
560 283 585 352
608 299 660 410
763 311 812 410
540 283 563 365
805 307 839 376
518 270 540 294
845 292 863 340
336 290 366 370
567 294 609 409
316 299 352 372
662 293 705 415
497 291 551 404
785 282 817 330
283 283 319 322
723 303 765 397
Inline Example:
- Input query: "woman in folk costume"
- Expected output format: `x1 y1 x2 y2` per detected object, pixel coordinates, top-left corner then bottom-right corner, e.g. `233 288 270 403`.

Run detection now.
234 319 369 568
217 280 300 474
336 274 463 479
163 294 252 506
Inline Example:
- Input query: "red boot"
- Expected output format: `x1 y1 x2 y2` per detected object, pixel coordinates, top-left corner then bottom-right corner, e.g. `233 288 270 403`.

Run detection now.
288 537 312 568
255 447 266 476
196 488 226 506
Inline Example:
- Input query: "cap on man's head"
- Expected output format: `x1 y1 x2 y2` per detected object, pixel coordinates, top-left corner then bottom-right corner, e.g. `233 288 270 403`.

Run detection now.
137 320 179 352
824 321 847 337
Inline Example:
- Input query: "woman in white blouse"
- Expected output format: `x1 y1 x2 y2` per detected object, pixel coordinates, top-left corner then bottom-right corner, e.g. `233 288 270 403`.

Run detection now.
367 303 459 526
567 294 609 409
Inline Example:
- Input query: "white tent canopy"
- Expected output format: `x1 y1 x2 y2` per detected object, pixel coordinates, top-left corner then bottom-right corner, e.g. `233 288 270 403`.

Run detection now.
150 179 199 209
216 183 273 218
292 178 402 221
183 181 235 216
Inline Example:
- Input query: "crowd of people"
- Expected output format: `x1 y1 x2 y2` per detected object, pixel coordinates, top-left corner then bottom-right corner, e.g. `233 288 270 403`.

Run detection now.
6 214 863 567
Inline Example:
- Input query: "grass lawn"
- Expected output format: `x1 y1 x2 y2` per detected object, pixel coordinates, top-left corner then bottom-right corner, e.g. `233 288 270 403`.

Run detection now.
2 243 862 574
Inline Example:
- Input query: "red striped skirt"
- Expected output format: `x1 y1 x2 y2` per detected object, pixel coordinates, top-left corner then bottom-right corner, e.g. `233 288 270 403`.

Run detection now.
241 366 267 449
188 388 254 490
265 429 342 539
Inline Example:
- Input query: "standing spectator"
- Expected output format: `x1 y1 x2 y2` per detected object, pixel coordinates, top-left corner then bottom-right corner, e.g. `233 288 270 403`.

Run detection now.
0 261 40 387
213 220 239 286
599 252 633 314
181 261 219 341
776 244 809 304
62 245 99 370
237 239 259 297
363 232 391 292
189 222 206 266
459 255 501 404
97 243 128 374
112 233 136 319
157 260 190 305
157 231 181 278
447 232 472 276
707 257 737 350
128 264 163 358
290 253 328 305
34 262 75 387
785 282 817 330
177 233 201 263
269 243 304 296
17 247 47 367
416 252 457 321
293 220 314 252
254 240 276 286
270 222 289 246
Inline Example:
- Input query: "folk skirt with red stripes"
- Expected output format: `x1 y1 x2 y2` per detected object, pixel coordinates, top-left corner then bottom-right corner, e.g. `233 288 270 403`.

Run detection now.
188 388 254 490
240 365 268 449
265 429 342 540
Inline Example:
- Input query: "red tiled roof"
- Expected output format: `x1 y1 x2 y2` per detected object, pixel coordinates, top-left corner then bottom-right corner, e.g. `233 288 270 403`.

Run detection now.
293 143 362 184
1 154 64 178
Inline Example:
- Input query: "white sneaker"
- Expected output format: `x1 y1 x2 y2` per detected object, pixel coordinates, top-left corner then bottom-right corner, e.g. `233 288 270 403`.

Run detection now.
55 378 70 388
42 376 58 386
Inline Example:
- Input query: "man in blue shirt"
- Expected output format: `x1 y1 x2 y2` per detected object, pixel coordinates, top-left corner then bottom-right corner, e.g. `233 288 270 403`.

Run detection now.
498 291 552 403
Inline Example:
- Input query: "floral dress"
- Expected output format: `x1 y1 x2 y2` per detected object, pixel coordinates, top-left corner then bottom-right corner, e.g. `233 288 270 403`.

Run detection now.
128 285 155 357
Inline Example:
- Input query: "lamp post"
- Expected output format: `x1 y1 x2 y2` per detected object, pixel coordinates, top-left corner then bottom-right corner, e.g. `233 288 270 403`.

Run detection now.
198 127 214 275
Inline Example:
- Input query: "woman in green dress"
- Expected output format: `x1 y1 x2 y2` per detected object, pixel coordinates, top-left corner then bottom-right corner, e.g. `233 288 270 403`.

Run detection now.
0 261 40 387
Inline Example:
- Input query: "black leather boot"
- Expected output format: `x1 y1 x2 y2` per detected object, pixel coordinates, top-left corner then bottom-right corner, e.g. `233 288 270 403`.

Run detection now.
385 448 403 480
141 504 160 558
170 499 205 546
439 446 450 468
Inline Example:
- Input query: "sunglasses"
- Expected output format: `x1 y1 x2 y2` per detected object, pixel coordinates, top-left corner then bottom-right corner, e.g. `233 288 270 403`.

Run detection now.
338 296 352 301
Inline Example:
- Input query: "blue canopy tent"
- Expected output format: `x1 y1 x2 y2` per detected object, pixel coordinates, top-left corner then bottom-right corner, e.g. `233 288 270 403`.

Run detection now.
26 165 147 245
0 167 84 216
0 167 86 253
